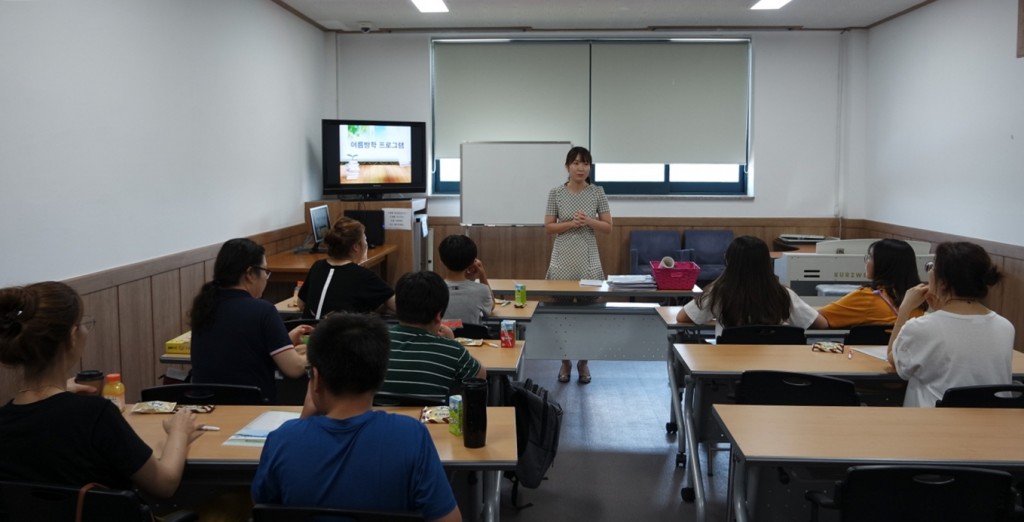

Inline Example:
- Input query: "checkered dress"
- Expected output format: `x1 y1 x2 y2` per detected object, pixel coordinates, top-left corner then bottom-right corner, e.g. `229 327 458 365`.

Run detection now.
544 183 610 280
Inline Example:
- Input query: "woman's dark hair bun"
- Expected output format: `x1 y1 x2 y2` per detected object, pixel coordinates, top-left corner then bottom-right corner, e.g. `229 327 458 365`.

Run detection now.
983 265 1003 286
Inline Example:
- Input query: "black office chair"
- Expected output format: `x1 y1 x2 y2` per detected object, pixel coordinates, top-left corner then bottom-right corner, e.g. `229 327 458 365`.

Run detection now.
0 480 196 522
140 383 267 405
372 392 446 407
283 318 320 329
735 370 860 406
936 384 1024 408
805 465 1019 522
452 323 493 339
843 324 893 345
252 504 423 522
717 325 807 345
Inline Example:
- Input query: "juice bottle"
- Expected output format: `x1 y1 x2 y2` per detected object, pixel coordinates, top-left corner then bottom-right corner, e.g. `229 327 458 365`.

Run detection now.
102 373 126 412
293 280 304 307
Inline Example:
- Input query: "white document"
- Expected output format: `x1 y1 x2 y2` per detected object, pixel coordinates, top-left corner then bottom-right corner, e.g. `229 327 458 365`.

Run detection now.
383 208 413 230
852 346 889 361
223 411 300 447
580 279 604 287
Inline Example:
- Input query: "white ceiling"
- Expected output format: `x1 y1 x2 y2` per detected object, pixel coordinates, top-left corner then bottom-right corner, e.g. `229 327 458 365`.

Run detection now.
279 0 931 33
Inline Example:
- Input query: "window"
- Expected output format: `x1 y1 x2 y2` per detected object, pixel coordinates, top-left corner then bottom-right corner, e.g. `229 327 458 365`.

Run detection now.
432 39 750 196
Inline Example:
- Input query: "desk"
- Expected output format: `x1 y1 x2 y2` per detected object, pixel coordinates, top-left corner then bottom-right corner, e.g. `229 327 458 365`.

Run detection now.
714 404 1024 522
466 341 525 404
265 244 398 285
125 405 516 522
489 300 538 322
490 278 701 299
672 344 1024 522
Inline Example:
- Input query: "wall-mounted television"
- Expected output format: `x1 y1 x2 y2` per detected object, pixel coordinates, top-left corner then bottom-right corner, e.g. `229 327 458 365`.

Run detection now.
321 119 427 199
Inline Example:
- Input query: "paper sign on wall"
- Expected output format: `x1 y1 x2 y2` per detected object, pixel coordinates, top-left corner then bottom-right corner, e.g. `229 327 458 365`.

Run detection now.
383 208 412 230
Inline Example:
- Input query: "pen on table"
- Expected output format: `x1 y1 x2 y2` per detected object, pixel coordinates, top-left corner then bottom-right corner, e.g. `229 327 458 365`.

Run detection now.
199 425 221 431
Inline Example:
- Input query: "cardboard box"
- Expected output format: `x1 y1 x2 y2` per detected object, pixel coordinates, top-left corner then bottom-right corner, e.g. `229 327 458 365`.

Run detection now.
165 331 191 354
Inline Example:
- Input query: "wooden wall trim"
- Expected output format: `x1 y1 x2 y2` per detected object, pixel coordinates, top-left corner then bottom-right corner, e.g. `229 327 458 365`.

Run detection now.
65 224 306 295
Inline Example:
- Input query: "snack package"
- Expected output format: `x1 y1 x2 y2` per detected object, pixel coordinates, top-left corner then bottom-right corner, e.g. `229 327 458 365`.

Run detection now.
811 341 844 354
456 337 484 346
131 401 177 414
174 404 216 413
421 406 451 424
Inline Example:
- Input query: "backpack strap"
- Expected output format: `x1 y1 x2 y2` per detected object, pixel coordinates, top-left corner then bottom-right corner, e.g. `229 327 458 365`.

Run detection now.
76 483 105 522
873 289 899 315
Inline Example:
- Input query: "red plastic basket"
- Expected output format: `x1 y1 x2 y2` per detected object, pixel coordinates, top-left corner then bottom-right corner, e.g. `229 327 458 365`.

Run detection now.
649 260 700 290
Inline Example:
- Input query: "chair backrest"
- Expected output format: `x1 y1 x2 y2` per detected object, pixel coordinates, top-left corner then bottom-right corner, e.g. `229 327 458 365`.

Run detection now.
372 392 446 407
252 504 424 522
936 384 1024 408
283 318 320 329
0 480 152 522
452 323 492 339
735 370 860 406
683 230 734 266
718 325 807 345
628 230 683 271
836 465 1015 522
843 324 893 345
140 383 267 405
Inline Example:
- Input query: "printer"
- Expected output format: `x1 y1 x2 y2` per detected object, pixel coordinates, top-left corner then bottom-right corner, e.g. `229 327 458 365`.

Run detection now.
774 239 933 298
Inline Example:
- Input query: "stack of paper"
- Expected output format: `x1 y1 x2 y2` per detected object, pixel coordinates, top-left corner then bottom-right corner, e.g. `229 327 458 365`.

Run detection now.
606 274 657 289
224 410 300 447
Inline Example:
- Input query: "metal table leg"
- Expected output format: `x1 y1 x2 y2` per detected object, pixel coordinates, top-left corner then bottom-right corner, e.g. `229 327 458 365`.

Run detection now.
681 374 705 522
480 470 502 522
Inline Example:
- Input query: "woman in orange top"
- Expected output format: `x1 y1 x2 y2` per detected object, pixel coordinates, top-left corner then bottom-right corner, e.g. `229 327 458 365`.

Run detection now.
819 239 926 328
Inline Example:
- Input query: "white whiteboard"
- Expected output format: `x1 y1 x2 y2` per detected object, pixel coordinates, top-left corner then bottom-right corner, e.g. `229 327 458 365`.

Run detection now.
460 141 572 225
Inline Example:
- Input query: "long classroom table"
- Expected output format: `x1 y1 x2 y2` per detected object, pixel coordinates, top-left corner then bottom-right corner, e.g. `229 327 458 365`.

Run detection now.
714 404 1024 522
671 343 1024 522
265 244 398 285
125 405 517 522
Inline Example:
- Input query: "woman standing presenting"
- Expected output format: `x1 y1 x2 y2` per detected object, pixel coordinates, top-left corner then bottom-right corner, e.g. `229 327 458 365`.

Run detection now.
545 146 612 384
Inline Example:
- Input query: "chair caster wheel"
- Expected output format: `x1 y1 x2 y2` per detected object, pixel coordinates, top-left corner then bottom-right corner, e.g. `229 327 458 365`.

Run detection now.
666 422 678 434
681 487 695 502
675 453 686 467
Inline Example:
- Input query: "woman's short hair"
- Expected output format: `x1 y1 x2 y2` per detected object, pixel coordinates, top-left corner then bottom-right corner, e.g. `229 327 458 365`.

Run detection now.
933 241 1001 299
190 238 265 331
0 281 82 377
868 239 921 306
564 146 593 184
324 217 365 260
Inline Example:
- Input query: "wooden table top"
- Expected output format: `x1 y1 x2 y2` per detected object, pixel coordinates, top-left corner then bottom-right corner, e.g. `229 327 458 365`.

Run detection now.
125 405 517 469
714 404 1024 467
489 300 538 321
676 343 1024 378
464 340 524 375
489 278 702 298
266 244 398 275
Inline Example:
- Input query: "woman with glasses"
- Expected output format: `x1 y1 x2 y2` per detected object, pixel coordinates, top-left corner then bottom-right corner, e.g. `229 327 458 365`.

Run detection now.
296 216 396 319
887 241 1014 407
818 239 926 328
0 281 202 497
190 238 313 403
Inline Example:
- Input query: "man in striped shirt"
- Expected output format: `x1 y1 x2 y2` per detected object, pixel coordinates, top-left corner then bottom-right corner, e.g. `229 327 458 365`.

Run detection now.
381 271 486 400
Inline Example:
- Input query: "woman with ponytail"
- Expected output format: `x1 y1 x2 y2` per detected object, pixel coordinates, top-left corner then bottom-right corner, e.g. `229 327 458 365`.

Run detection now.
190 238 313 403
887 241 1015 407
0 281 201 497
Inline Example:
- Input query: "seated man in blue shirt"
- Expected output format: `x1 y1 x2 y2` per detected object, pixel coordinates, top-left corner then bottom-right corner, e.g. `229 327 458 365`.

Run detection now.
380 271 487 400
251 313 460 522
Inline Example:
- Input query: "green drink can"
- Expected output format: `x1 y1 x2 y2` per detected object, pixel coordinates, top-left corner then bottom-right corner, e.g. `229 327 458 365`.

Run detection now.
514 283 527 308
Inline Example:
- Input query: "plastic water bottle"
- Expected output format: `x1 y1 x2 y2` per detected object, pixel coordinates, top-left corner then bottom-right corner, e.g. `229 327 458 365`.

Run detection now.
102 373 126 412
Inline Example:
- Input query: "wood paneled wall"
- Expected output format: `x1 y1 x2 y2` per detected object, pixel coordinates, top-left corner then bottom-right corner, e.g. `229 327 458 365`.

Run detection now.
5 215 1020 402
0 225 306 402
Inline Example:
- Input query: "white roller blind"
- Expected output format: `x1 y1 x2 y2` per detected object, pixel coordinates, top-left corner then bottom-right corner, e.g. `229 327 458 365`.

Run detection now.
433 42 590 158
591 41 749 164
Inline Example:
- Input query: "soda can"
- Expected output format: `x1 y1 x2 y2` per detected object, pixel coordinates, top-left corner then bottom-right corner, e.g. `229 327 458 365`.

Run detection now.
514 283 527 308
500 320 516 348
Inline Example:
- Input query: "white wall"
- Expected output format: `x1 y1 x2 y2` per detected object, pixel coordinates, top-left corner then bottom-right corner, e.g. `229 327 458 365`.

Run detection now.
866 0 1024 246
333 31 859 219
0 0 327 286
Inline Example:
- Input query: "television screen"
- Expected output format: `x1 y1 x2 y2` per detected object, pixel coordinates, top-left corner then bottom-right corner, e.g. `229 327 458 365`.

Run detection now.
322 119 427 198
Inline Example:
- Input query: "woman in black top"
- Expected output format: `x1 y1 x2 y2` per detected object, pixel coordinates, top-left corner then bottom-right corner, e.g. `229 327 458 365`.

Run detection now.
298 216 396 319
0 281 201 497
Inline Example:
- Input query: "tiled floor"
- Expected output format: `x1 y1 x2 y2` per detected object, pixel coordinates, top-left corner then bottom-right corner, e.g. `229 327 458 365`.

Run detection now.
495 359 731 522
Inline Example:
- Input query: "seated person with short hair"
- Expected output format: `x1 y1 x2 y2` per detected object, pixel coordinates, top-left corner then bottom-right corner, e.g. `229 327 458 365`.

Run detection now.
251 313 460 522
438 234 494 327
380 271 486 400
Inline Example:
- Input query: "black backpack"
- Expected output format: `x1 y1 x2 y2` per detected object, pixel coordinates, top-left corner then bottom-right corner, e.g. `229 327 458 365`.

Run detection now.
503 377 563 509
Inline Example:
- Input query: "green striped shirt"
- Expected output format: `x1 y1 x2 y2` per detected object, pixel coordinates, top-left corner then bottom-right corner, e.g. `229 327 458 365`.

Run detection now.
381 325 482 400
